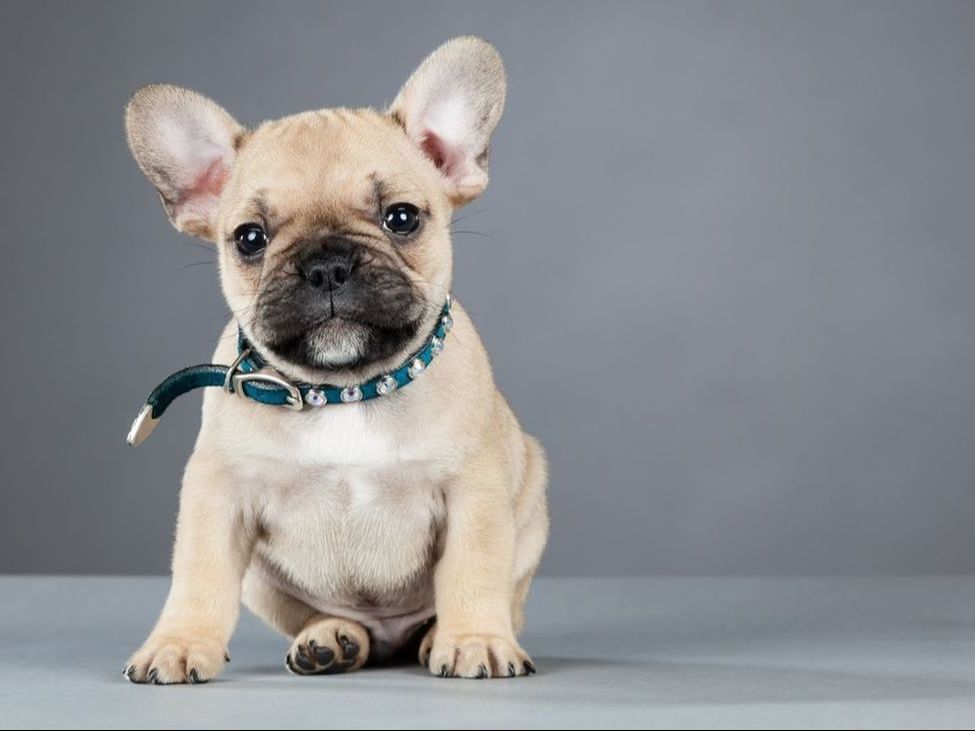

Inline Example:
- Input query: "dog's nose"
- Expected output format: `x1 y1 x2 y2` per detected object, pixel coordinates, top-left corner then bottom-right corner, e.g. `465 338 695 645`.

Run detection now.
299 242 357 292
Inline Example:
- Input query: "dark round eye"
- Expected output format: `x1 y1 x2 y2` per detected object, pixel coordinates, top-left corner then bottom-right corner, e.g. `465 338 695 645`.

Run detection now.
233 223 268 257
383 203 420 236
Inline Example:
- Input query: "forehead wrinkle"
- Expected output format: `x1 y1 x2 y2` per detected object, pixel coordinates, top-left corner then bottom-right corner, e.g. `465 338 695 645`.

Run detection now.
251 190 298 234
372 172 430 217
369 172 384 214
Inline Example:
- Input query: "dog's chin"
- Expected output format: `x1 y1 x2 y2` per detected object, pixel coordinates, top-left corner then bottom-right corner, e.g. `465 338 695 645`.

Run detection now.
263 317 420 376
301 319 370 369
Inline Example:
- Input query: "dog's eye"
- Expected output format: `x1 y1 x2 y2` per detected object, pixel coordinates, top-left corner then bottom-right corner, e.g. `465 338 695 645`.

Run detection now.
382 203 420 236
233 223 268 257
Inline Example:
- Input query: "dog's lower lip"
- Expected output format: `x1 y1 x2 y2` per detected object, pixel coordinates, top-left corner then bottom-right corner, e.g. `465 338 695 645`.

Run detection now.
267 316 349 350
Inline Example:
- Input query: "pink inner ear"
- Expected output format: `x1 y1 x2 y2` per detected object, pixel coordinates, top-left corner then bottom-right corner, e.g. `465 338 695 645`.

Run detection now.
420 130 469 181
420 131 447 170
178 157 229 205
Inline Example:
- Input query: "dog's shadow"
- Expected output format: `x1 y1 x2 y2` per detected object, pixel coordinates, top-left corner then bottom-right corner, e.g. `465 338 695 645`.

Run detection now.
231 654 975 708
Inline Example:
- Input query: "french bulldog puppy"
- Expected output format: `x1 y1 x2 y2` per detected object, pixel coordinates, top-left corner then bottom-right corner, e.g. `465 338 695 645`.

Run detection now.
121 37 548 683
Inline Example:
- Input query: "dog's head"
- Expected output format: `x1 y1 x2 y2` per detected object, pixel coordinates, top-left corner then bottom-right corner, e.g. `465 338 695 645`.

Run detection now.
125 37 504 380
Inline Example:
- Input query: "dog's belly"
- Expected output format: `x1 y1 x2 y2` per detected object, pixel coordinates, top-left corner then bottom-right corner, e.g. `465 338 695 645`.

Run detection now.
250 460 446 657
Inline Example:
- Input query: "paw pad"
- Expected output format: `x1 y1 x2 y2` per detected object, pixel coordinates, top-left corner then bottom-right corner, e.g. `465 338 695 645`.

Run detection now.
286 618 369 675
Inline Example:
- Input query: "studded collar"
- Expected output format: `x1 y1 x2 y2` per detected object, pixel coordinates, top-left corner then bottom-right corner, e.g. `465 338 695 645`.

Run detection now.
125 298 453 446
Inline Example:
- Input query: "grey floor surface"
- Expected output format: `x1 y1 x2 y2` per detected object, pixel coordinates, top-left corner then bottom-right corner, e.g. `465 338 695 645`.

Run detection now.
1 576 975 729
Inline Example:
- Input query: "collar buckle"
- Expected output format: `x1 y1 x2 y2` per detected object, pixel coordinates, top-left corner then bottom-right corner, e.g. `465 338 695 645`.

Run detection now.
231 368 303 411
224 349 303 411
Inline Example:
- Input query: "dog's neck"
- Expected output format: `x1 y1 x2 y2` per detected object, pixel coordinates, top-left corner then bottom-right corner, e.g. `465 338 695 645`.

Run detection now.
125 298 453 447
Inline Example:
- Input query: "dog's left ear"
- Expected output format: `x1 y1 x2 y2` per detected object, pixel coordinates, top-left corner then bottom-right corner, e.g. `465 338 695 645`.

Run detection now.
388 36 506 206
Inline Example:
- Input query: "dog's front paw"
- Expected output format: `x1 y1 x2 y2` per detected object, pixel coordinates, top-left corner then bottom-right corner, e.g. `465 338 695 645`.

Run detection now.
286 616 370 675
424 627 535 679
123 633 229 685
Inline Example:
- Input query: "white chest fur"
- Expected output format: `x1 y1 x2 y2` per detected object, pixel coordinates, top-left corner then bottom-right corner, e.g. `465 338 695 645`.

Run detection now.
215 402 450 641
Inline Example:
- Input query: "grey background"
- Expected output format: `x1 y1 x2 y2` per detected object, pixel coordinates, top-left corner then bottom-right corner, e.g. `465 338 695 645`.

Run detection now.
2 0 974 576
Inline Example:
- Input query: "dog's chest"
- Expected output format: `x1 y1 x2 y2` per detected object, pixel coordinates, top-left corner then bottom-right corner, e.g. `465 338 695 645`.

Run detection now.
243 407 449 607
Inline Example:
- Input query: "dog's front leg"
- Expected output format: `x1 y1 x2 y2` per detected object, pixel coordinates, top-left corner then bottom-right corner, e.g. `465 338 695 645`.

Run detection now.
124 452 254 685
425 445 535 679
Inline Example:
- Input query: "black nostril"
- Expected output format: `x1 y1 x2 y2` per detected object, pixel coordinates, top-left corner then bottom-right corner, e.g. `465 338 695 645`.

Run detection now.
330 262 349 286
305 265 327 289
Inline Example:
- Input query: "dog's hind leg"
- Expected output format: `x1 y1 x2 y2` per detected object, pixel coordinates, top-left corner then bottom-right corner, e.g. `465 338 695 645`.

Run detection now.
511 434 549 637
241 568 317 637
242 569 370 675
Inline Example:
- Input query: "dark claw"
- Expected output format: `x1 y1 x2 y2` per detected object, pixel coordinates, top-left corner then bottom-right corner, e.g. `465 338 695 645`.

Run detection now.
338 634 359 661
476 664 488 679
147 667 159 684
224 651 231 664
123 665 137 682
507 662 516 678
285 654 298 674
439 663 451 678
524 660 536 675
188 668 207 684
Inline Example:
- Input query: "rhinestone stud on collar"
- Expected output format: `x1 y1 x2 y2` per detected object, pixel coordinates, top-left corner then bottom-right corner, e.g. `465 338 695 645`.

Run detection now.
340 386 363 403
304 388 327 407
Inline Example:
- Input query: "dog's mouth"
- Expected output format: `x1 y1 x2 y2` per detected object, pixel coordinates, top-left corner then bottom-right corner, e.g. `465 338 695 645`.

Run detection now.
263 314 421 371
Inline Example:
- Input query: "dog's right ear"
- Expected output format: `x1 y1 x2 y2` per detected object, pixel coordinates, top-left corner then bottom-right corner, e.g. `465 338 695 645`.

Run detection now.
125 84 244 241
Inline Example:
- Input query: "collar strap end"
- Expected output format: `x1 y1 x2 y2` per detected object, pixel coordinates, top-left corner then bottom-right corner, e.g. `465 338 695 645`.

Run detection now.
126 403 158 447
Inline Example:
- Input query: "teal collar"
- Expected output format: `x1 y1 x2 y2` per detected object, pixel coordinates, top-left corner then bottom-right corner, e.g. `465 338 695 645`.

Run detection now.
126 298 453 446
